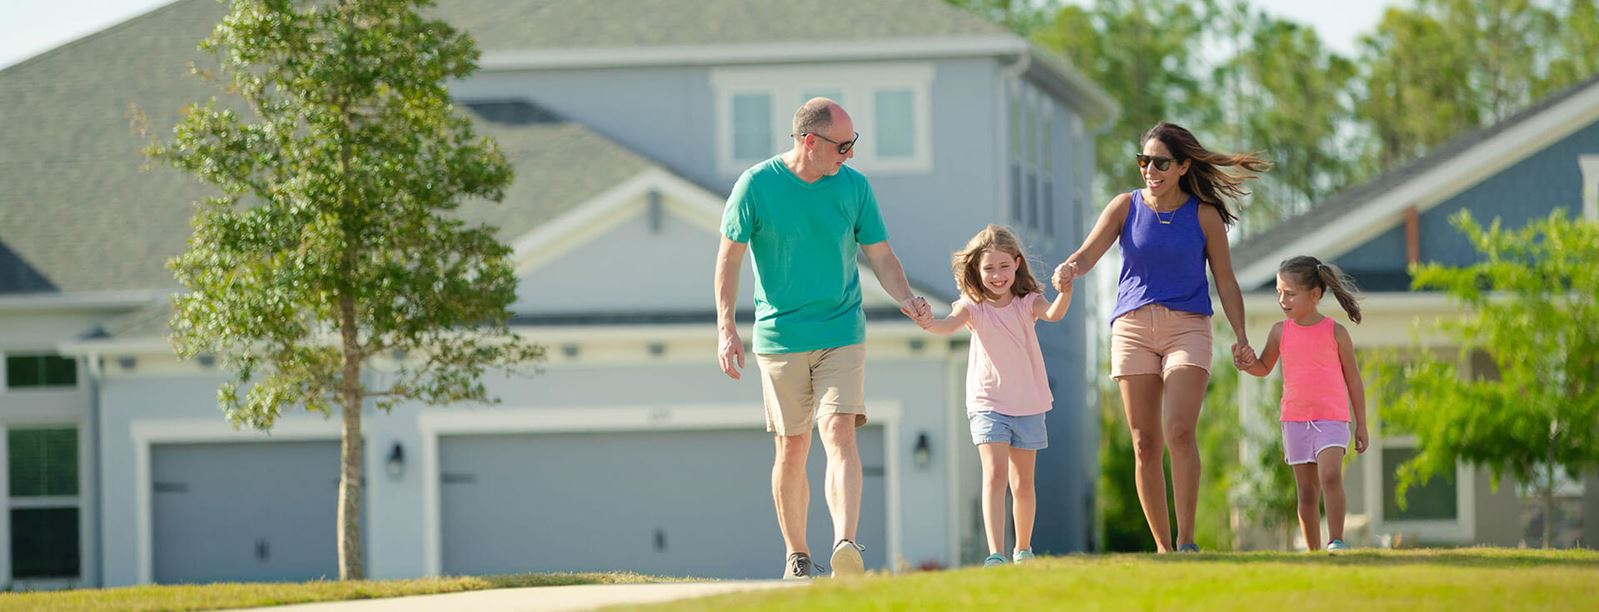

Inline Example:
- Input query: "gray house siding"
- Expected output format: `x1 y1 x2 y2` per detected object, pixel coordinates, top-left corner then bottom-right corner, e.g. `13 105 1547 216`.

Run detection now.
1333 118 1599 290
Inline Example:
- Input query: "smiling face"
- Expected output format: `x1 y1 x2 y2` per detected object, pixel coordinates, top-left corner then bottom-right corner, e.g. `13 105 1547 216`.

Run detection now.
978 249 1020 299
1140 137 1190 200
1275 271 1323 321
803 107 856 177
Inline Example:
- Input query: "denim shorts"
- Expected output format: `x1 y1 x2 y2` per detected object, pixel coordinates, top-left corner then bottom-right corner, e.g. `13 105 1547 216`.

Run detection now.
968 411 1048 450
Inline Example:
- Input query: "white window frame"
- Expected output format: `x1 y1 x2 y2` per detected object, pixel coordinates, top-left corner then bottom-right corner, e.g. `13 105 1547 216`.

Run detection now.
1363 430 1477 544
0 420 91 589
1579 154 1599 222
712 63 934 176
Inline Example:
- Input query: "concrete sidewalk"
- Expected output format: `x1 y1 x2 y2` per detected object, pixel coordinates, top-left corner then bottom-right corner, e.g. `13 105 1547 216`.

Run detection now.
240 581 804 612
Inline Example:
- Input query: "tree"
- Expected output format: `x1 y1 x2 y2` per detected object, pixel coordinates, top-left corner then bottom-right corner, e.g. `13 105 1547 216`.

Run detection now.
146 0 543 579
1215 10 1363 236
1035 0 1220 204
1370 209 1599 548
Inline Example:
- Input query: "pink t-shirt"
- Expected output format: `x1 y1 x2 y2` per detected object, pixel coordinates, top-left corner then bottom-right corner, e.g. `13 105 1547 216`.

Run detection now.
1280 316 1351 422
960 292 1054 416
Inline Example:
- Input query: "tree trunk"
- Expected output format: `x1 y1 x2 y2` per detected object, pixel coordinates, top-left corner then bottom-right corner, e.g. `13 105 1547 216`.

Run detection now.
1542 465 1555 549
338 293 365 580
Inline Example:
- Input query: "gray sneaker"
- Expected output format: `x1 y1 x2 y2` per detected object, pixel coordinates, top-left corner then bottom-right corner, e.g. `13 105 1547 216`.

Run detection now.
783 552 821 579
830 539 866 577
1327 539 1350 553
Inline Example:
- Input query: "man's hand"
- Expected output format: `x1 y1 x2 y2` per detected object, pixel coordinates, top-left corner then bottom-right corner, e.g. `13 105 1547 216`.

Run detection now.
718 328 746 380
900 296 932 326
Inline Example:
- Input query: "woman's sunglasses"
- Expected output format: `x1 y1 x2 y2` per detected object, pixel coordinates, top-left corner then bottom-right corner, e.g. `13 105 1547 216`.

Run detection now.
1135 154 1177 171
800 131 860 155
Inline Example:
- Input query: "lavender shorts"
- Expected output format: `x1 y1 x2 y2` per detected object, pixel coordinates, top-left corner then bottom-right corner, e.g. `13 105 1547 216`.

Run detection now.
1281 420 1350 465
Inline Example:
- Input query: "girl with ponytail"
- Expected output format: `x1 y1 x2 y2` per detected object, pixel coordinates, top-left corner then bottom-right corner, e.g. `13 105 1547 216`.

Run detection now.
1238 255 1369 552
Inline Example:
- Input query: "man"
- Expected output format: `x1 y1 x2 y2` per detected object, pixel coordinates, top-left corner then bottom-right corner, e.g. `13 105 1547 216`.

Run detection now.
715 98 931 579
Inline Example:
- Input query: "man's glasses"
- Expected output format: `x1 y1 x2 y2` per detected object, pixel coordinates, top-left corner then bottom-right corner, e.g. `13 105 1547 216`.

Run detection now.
799 131 860 155
1135 154 1177 171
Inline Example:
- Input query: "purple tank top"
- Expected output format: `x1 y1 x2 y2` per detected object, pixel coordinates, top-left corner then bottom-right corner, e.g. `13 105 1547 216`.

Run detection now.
1110 189 1213 323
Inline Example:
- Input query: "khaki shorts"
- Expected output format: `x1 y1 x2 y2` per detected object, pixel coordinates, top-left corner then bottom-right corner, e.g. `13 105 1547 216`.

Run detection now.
755 343 867 436
1110 304 1213 379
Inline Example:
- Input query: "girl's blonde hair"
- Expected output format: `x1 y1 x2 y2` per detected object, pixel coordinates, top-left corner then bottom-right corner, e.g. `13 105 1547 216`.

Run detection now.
1279 255 1363 323
952 225 1043 302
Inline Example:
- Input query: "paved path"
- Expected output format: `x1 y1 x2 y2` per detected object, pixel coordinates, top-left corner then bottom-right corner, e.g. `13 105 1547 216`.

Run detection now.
240 581 803 612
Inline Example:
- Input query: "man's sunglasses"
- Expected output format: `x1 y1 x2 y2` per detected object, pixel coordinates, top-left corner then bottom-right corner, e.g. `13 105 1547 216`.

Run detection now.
799 131 860 155
1135 154 1177 171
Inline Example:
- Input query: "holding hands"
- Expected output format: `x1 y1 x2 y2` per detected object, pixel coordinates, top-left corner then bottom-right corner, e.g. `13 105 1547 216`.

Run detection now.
900 296 933 327
1051 261 1080 292
1232 342 1257 371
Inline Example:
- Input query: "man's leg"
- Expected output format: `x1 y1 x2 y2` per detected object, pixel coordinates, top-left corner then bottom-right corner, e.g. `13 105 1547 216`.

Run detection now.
818 413 861 546
773 431 812 556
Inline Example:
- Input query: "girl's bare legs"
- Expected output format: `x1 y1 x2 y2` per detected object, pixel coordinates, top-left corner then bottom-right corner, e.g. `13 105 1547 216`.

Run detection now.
1292 463 1322 550
978 442 1013 555
1317 447 1348 543
1119 374 1172 552
1008 448 1038 552
1162 366 1208 549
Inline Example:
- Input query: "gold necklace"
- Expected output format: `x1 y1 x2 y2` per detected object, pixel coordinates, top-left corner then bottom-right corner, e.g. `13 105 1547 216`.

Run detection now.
1148 200 1178 225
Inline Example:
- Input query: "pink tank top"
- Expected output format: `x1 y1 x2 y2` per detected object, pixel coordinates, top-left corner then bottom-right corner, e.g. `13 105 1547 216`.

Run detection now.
1279 317 1351 422
961 293 1053 416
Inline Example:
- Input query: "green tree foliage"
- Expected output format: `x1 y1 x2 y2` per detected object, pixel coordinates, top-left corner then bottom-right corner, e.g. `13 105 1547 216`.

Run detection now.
1035 0 1219 203
146 0 543 579
1213 7 1362 234
1370 210 1599 548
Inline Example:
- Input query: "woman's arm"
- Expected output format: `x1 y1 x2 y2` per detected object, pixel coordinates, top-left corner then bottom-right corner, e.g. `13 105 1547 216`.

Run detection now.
1335 323 1369 453
920 301 972 336
1056 193 1131 283
1199 204 1251 359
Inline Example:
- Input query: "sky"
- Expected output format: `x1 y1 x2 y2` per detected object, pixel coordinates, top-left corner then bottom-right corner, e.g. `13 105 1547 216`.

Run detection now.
0 0 1396 71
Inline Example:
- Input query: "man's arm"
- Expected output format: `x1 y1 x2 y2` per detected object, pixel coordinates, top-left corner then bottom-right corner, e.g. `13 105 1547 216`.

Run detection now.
860 240 931 324
715 236 748 380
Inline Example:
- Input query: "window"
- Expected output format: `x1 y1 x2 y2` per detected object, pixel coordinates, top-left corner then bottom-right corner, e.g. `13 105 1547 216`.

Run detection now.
5 354 77 389
873 89 915 159
731 93 773 162
1380 446 1458 521
713 63 933 175
7 427 81 580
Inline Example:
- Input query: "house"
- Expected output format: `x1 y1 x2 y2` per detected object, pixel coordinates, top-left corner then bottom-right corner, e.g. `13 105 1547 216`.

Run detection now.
0 0 1114 587
1229 73 1599 549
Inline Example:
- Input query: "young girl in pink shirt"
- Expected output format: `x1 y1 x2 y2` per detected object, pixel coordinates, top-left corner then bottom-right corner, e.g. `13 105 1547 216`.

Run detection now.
919 225 1074 566
1238 256 1369 552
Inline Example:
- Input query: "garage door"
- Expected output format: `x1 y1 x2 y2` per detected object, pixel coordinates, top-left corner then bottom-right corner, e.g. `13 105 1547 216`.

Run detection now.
151 441 344 583
439 427 887 579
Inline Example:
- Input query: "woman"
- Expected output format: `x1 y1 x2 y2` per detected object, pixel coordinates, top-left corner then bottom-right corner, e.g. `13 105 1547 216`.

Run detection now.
1056 122 1268 552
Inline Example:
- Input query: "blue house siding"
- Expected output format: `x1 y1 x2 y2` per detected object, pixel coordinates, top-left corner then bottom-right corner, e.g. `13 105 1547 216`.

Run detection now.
1330 117 1599 291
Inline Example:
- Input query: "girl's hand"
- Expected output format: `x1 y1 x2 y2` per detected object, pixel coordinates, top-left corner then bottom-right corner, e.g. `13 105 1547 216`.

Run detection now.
1354 424 1369 454
1052 261 1079 291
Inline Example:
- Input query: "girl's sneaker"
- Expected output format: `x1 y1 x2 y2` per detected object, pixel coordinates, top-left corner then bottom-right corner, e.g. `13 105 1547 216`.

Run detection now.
1013 548 1036 564
1177 543 1201 553
1327 539 1350 552
983 553 1007 567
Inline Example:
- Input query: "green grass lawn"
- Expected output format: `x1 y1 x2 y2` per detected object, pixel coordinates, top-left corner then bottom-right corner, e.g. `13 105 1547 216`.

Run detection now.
640 548 1599 611
0 571 689 612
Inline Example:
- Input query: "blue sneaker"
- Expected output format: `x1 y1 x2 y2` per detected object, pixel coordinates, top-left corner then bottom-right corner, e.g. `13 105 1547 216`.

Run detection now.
1013 548 1036 564
1177 543 1200 553
1327 539 1350 552
983 553 1007 567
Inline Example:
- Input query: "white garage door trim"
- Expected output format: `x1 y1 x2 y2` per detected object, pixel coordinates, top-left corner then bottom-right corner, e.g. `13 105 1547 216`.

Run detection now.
129 419 341 585
417 401 905 577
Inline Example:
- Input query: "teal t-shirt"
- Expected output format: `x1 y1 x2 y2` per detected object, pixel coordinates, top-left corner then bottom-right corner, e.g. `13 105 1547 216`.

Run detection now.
721 156 889 354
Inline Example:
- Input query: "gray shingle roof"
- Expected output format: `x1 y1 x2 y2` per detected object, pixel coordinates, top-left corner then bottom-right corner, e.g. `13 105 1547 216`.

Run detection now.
435 0 1010 50
1231 72 1599 276
0 0 653 294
